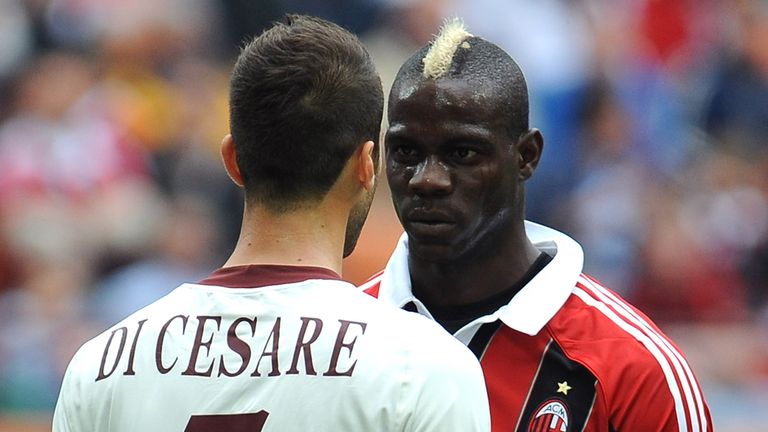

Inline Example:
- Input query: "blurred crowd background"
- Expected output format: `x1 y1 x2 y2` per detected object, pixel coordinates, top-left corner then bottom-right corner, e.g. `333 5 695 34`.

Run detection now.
0 0 766 430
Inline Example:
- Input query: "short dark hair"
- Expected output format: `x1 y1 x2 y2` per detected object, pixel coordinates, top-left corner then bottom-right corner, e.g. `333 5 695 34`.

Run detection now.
391 36 529 139
229 14 383 212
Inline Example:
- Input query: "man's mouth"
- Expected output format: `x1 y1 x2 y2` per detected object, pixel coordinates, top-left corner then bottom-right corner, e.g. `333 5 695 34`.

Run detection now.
406 210 456 235
407 209 454 224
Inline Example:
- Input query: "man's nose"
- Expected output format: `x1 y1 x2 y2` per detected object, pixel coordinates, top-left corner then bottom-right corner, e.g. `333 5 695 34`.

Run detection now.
409 157 452 196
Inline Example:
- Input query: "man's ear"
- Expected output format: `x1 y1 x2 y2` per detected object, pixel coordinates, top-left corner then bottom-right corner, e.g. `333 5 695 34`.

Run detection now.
355 140 376 192
221 134 244 187
516 129 544 180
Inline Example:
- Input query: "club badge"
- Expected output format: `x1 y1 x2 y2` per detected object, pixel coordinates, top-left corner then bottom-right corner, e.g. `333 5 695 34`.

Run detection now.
527 399 569 432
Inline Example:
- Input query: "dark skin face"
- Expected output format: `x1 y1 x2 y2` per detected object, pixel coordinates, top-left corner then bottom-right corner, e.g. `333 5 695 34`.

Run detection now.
386 77 544 307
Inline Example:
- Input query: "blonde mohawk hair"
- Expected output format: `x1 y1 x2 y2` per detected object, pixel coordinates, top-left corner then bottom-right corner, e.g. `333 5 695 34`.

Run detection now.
422 18 473 79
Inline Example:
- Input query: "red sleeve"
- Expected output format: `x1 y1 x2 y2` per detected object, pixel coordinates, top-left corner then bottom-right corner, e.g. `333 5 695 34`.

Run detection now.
605 350 712 431
606 293 713 431
570 278 714 431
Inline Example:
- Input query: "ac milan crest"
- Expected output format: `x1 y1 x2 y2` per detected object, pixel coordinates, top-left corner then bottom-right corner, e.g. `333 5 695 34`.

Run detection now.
527 399 569 432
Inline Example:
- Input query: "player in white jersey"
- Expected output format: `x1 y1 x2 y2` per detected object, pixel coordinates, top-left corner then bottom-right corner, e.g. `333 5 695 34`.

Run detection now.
53 15 490 432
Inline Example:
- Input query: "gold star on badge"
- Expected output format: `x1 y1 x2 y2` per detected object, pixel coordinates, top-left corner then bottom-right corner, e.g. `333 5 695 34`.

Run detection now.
557 381 572 395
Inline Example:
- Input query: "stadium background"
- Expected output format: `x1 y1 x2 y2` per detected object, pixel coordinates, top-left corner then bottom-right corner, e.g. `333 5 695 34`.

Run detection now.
0 0 766 430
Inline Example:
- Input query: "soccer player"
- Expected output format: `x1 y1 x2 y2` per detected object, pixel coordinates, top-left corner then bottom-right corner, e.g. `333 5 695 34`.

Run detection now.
53 15 490 432
361 19 713 431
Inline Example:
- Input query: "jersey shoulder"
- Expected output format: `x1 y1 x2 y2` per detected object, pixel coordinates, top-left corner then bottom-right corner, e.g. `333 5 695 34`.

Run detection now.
354 272 478 374
550 274 683 373
549 274 710 431
307 282 491 431
61 284 189 380
350 286 474 358
345 290 489 431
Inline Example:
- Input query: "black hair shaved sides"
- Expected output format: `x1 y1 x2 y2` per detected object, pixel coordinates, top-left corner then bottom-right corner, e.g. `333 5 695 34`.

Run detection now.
391 36 530 139
229 14 383 212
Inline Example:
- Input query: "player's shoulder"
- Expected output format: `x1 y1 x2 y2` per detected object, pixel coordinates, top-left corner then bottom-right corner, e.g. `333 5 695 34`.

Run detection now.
345 287 478 364
558 276 711 431
346 285 440 332
67 286 185 370
352 273 477 366
559 274 670 343
551 274 690 382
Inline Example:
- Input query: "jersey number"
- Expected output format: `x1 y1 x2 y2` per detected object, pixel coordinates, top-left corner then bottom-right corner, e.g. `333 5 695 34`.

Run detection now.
185 411 269 431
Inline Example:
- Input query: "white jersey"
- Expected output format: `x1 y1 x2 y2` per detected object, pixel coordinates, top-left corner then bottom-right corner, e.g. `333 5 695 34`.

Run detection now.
53 265 490 432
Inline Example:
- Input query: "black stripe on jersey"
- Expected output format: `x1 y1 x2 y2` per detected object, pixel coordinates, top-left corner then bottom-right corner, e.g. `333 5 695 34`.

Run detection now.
516 339 597 432
467 320 502 360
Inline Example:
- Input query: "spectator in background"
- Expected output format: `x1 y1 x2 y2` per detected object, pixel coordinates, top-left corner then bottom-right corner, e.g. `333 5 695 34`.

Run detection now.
0 52 147 203
565 80 648 297
0 0 32 80
89 196 217 327
0 200 98 412
686 0 768 319
704 0 768 157
632 173 754 323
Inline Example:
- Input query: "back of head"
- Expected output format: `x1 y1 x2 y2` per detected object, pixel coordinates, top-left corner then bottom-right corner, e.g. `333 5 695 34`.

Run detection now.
391 19 529 138
229 15 384 212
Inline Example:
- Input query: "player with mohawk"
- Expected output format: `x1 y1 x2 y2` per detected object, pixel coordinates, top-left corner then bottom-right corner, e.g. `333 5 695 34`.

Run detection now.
362 19 713 431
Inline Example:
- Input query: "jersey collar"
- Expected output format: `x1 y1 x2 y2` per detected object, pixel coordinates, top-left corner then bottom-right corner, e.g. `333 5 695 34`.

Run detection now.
199 264 341 289
378 221 584 339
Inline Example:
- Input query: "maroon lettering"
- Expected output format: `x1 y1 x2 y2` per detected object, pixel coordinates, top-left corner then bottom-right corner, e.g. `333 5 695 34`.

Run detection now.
96 326 128 381
124 319 147 376
286 317 323 375
324 320 367 377
156 315 188 374
182 315 222 377
218 317 257 377
252 318 281 377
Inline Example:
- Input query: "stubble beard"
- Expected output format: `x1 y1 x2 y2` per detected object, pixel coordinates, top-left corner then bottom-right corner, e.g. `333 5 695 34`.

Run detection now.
342 186 376 258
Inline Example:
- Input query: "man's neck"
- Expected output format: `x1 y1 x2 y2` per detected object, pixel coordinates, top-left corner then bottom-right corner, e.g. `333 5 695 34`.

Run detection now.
408 228 541 308
223 205 346 275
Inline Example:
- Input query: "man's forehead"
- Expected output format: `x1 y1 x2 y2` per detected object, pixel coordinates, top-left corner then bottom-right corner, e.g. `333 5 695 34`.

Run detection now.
389 77 505 123
393 76 496 104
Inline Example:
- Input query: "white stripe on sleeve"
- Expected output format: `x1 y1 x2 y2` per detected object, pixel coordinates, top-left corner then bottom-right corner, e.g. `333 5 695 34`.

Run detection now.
572 287 693 432
578 276 708 432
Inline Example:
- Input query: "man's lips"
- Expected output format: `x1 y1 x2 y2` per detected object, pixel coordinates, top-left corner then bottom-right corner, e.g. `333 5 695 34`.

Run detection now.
406 209 455 225
404 209 456 236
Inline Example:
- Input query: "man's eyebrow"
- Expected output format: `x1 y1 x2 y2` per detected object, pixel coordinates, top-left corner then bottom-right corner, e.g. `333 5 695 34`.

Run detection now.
446 137 494 147
444 126 495 141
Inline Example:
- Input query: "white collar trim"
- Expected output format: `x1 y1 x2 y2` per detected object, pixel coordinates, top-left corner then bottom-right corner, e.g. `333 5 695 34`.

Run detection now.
378 221 584 337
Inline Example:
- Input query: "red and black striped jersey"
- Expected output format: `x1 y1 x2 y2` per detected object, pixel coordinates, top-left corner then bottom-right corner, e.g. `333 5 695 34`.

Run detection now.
360 221 713 432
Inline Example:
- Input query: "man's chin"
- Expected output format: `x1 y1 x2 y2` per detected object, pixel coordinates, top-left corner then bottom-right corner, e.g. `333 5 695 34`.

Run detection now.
407 236 463 263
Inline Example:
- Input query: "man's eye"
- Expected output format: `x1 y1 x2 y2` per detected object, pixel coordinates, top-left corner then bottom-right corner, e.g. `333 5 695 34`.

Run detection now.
393 146 418 158
453 148 478 159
